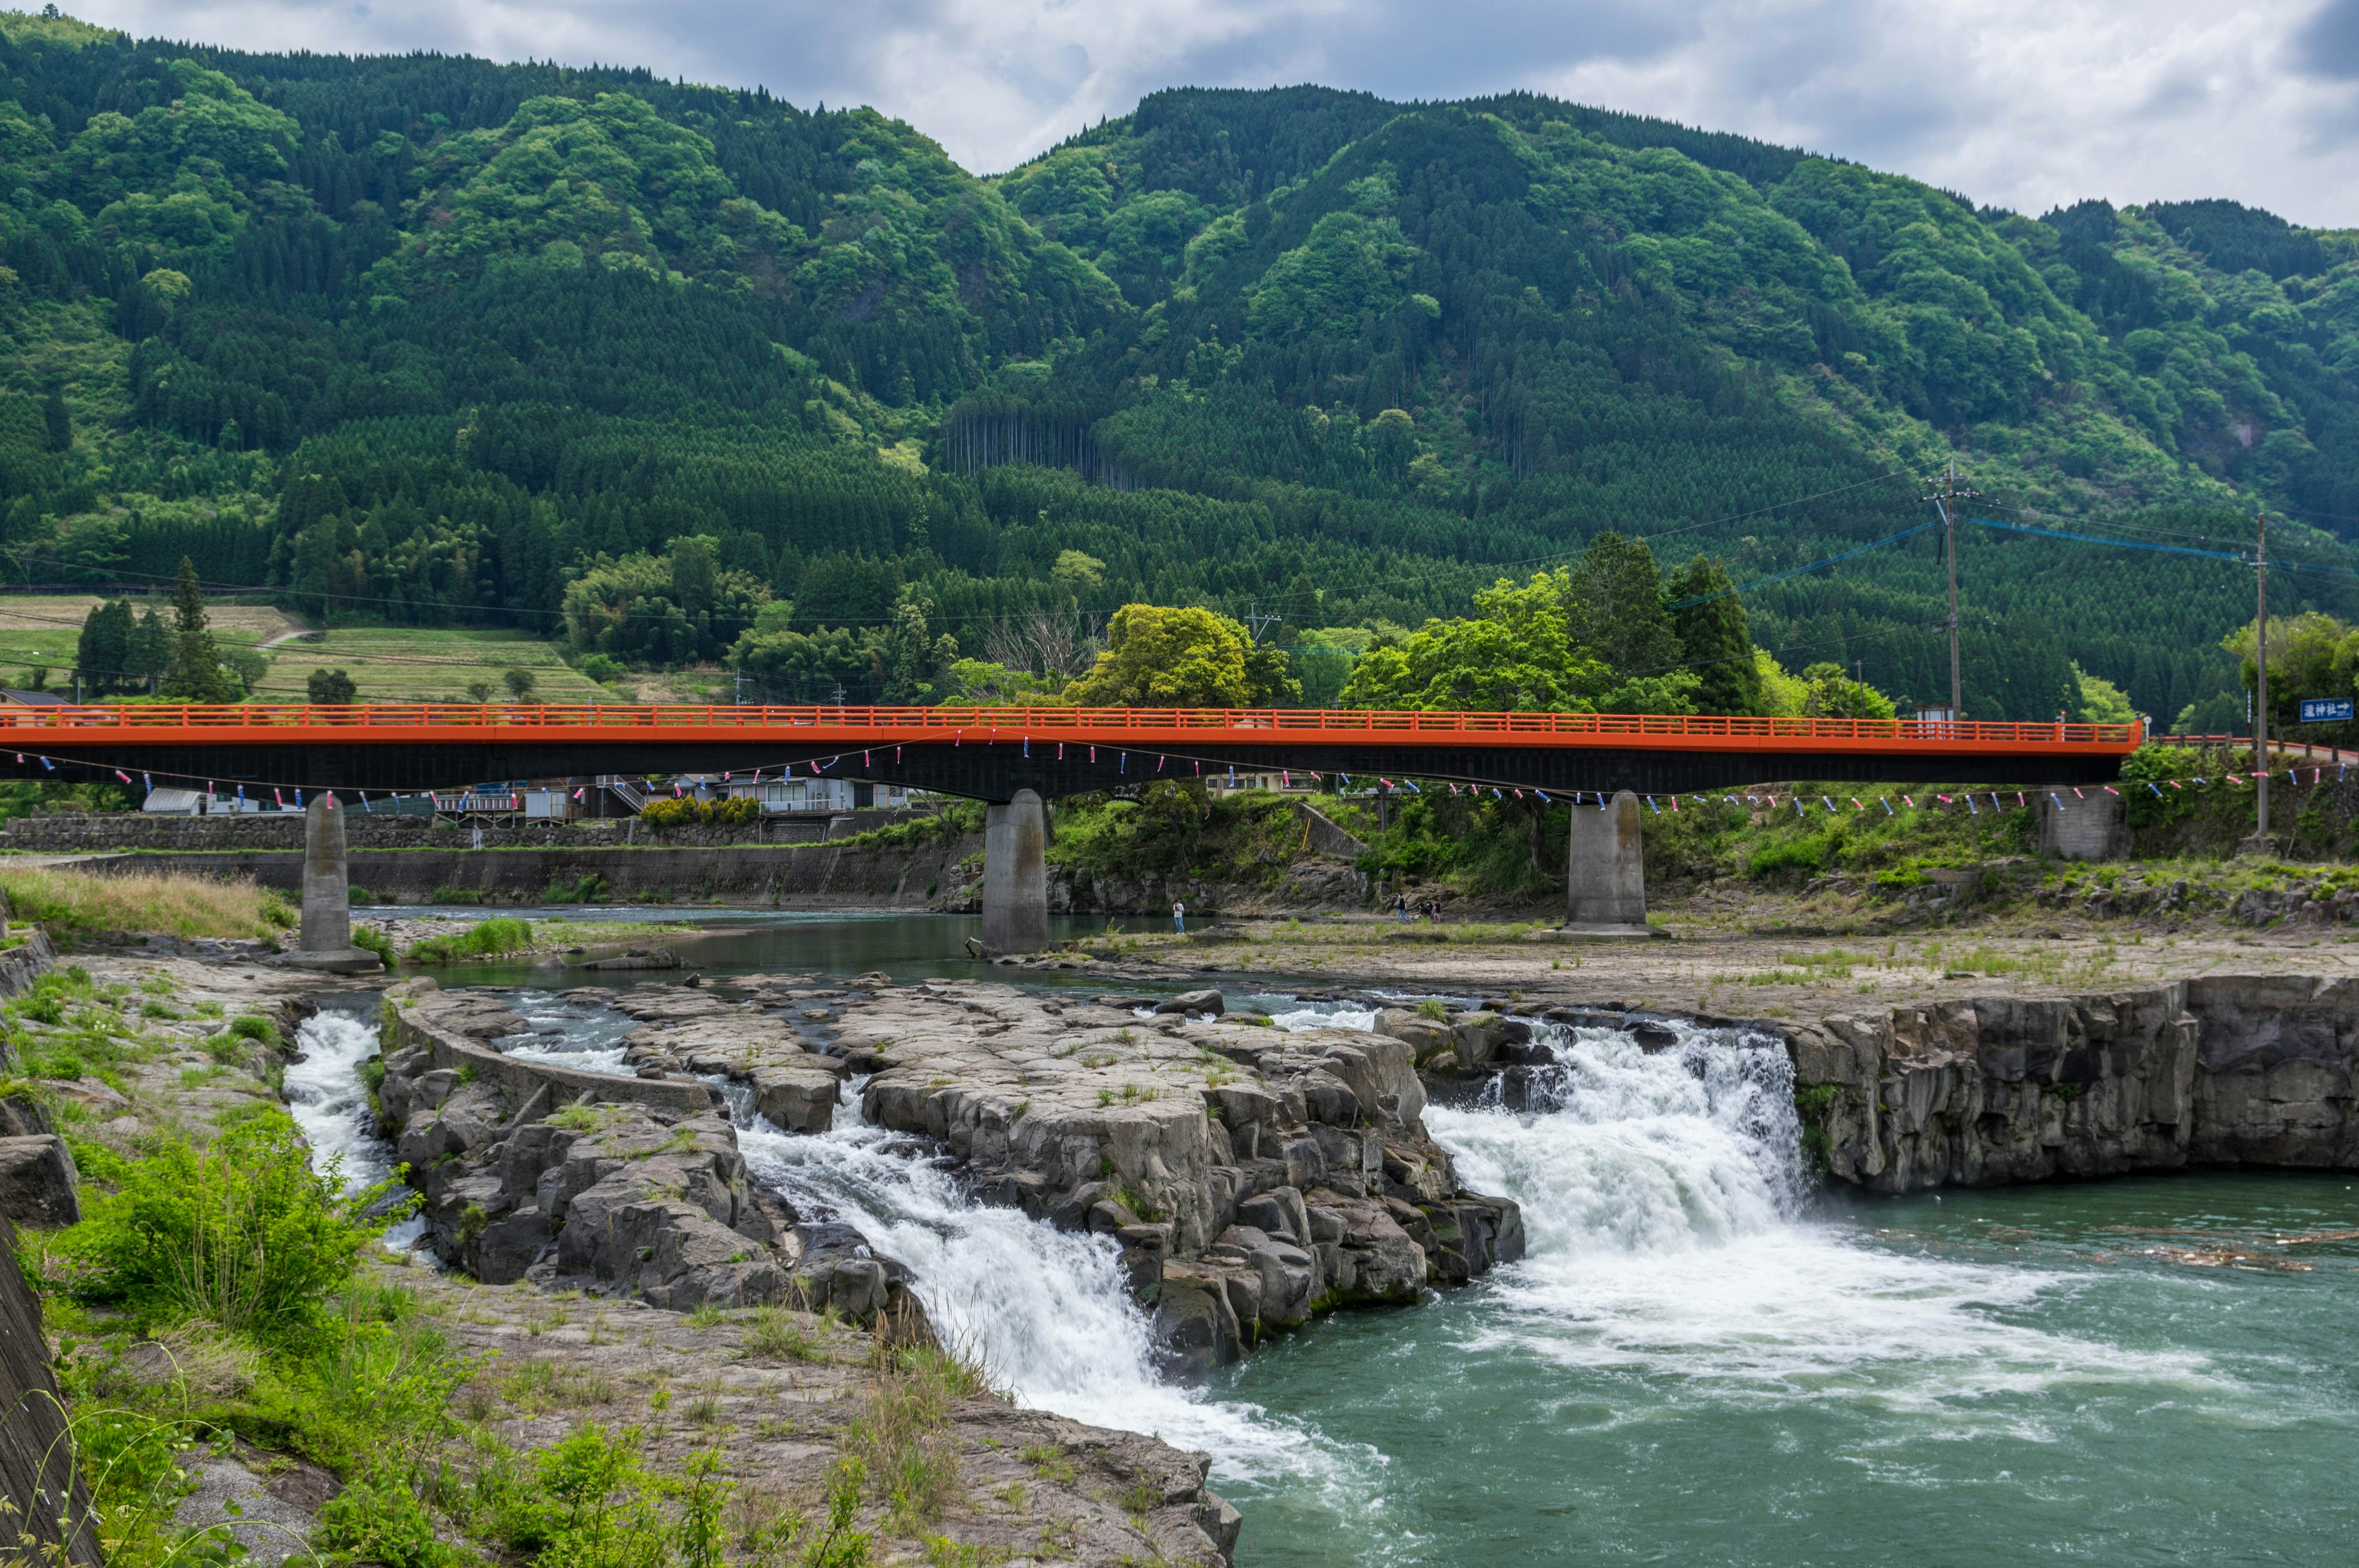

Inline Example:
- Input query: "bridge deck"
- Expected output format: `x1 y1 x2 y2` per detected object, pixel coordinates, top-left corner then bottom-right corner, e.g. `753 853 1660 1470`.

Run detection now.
0 704 2145 797
0 703 2145 753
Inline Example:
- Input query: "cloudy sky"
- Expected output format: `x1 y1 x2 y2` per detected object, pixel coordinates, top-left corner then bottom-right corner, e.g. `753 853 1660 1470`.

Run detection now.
68 0 2359 226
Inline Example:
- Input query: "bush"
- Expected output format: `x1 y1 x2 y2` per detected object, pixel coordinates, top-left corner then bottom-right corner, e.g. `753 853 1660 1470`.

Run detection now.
407 917 533 965
542 873 610 904
313 1462 461 1568
228 1014 277 1045
348 885 375 905
639 795 761 830
429 886 484 905
45 1113 410 1340
351 926 394 963
1747 833 1834 882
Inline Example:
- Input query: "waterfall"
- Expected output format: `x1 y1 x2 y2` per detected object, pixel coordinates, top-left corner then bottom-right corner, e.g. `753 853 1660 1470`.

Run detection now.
729 1087 1372 1491
283 1006 426 1251
1423 1022 2204 1401
1435 1022 1804 1256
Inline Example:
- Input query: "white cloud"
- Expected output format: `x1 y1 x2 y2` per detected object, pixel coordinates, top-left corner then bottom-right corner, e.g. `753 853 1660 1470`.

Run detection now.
66 0 2359 223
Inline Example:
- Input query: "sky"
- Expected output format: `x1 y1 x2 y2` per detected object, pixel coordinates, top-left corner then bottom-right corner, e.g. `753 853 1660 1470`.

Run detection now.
64 0 2359 227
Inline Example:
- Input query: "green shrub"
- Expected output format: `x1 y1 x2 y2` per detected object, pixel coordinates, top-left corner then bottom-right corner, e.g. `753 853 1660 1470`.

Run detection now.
347 885 375 905
45 1113 410 1340
406 918 533 965
313 1462 461 1568
351 926 394 963
1747 833 1833 882
640 795 761 831
429 886 484 906
541 873 610 904
229 1014 277 1045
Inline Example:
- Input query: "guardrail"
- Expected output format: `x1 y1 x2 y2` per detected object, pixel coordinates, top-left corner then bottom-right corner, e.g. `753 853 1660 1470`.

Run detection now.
0 703 2148 747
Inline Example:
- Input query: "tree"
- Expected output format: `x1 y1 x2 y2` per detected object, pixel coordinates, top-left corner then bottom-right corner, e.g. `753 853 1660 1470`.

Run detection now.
1799 663 1898 719
1050 550 1105 593
1563 533 1682 677
502 667 536 700
1063 605 1255 707
75 598 133 695
466 679 494 703
160 558 236 702
307 667 357 704
126 607 172 691
1339 572 1611 711
1665 556 1764 716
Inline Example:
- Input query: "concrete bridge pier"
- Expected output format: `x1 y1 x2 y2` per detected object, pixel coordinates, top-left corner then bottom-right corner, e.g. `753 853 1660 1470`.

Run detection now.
285 795 383 973
978 788 1050 956
1561 789 1660 938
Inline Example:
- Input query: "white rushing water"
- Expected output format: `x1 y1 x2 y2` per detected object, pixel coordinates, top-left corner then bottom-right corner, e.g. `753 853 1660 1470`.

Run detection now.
1425 1023 2220 1413
730 1085 1386 1507
497 990 636 1076
282 1007 425 1251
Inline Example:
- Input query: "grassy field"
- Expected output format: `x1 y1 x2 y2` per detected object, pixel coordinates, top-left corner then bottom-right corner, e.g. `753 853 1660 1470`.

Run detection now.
0 594 298 684
0 864 293 937
245 627 612 703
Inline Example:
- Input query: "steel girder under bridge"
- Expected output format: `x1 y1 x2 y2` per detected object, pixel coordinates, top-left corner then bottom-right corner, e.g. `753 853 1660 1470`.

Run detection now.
0 704 2143 800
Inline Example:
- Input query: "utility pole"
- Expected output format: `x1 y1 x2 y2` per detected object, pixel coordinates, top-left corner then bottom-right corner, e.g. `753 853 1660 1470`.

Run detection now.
1925 461 1979 720
2254 507 2269 839
1242 601 1283 646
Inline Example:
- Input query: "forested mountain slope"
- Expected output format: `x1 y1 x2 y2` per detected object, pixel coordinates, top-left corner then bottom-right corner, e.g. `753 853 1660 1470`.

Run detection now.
0 10 2352 720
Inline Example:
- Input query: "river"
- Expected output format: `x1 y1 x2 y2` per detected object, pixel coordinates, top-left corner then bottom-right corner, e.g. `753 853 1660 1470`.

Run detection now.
316 908 2359 1562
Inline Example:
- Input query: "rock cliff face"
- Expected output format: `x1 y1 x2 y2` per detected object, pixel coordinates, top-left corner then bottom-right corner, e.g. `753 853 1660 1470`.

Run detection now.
374 979 921 1322
1790 976 2359 1190
832 983 1523 1376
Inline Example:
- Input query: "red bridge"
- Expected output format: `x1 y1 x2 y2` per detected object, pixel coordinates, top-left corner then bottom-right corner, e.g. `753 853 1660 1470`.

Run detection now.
0 703 2145 798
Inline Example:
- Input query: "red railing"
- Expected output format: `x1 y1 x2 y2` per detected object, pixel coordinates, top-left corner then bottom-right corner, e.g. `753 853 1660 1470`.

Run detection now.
0 703 2147 751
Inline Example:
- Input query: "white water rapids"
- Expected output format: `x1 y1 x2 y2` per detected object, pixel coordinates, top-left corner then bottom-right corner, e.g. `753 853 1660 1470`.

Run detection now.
282 1007 426 1251
280 989 2215 1549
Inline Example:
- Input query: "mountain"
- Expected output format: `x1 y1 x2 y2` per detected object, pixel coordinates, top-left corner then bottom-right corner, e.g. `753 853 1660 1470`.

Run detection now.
0 12 2353 721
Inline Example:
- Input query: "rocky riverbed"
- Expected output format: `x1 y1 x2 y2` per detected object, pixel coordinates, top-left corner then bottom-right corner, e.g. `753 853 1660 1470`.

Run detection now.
376 973 1527 1376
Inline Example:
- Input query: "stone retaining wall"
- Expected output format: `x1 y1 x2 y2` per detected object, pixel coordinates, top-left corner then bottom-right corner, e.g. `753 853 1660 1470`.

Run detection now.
1790 975 2359 1190
68 835 980 907
3 808 925 853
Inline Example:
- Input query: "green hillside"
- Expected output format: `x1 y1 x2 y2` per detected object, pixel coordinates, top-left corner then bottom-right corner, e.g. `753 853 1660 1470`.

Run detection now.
0 15 2353 720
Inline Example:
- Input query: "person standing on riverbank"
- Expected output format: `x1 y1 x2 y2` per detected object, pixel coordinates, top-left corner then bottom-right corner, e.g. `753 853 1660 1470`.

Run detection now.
1173 899 1186 934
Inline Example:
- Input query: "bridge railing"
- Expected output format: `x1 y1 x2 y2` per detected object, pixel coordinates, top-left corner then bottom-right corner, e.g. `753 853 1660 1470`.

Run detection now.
0 703 2146 747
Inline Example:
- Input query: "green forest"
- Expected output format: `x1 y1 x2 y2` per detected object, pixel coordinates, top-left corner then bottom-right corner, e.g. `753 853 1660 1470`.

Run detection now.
0 9 2356 723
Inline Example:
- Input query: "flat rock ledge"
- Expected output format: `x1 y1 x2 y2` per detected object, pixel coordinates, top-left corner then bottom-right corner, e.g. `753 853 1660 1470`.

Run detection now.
375 978 918 1324
375 973 1523 1380
824 980 1524 1376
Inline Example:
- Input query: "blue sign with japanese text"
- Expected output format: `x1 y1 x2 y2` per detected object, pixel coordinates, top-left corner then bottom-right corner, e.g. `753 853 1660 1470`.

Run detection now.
2300 698 2353 723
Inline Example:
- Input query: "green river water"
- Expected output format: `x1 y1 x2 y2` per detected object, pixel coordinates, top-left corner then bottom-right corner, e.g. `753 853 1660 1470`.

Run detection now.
393 908 2359 1566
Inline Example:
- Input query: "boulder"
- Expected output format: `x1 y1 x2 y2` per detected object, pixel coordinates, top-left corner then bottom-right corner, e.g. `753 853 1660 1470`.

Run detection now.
1374 1008 1453 1064
0 1136 77 1228
753 1064 841 1133
1155 989 1226 1017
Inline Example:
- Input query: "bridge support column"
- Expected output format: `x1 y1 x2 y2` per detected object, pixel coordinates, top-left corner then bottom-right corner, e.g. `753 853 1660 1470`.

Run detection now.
979 788 1050 956
286 795 383 973
1563 790 1655 935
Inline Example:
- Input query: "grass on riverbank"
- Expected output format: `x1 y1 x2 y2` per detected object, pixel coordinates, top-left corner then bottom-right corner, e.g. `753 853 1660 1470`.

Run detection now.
0 867 293 938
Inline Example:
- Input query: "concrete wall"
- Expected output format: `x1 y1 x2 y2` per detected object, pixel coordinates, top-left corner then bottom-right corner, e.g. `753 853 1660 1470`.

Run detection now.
72 835 983 907
2 808 926 854
380 979 717 1117
2037 791 2129 859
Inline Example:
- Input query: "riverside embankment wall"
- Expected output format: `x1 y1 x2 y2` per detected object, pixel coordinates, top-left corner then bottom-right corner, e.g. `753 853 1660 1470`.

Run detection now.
3 809 922 852
68 836 982 906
